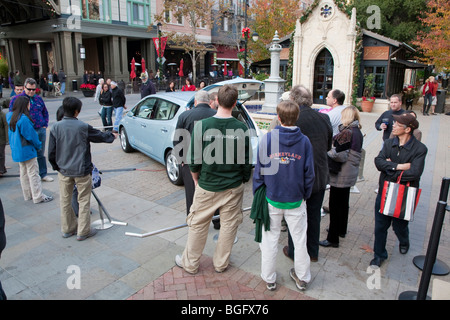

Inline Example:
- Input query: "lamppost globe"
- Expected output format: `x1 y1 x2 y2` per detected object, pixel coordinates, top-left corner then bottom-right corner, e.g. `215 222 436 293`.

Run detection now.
252 32 259 42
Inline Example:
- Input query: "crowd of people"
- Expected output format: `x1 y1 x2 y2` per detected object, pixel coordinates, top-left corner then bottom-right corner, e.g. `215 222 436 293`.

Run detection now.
94 77 127 133
0 70 430 298
171 83 427 293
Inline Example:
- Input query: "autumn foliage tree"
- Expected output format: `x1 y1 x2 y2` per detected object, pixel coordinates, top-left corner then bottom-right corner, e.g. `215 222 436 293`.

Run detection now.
413 0 450 70
153 0 216 83
247 0 301 62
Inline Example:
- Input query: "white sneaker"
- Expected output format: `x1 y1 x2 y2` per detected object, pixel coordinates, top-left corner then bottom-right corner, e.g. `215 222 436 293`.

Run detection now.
175 254 197 274
266 282 277 291
36 194 53 204
41 176 54 182
290 268 307 291
175 254 183 268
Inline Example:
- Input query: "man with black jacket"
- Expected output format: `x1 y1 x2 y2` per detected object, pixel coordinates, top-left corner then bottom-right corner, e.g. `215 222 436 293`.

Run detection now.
375 94 405 141
111 81 126 133
48 97 117 241
173 90 219 228
140 73 156 98
0 198 6 300
371 113 427 267
280 85 333 262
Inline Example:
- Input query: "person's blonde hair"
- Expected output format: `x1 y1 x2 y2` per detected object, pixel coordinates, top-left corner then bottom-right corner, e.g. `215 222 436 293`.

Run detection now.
341 106 362 128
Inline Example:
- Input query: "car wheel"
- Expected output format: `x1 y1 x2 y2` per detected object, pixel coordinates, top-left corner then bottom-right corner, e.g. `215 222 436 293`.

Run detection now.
165 149 183 186
120 127 134 153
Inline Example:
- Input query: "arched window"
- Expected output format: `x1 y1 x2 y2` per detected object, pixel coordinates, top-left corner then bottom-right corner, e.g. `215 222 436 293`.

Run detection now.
313 48 334 105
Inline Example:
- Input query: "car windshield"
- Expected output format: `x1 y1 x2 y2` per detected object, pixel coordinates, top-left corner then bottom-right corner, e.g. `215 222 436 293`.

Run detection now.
204 80 262 101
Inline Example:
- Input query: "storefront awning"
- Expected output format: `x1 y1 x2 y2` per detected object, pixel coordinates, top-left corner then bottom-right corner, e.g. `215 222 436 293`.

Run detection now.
391 58 428 69
216 45 238 61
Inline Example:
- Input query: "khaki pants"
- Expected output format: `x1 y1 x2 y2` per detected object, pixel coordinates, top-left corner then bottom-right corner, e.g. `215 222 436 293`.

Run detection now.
58 173 92 237
182 183 244 273
19 157 44 203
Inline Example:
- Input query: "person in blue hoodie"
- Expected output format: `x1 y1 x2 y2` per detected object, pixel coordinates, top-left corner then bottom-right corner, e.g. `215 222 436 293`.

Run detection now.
253 100 315 292
7 96 53 203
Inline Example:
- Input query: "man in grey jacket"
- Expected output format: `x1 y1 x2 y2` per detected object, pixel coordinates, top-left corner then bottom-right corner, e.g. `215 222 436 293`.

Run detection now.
48 97 117 241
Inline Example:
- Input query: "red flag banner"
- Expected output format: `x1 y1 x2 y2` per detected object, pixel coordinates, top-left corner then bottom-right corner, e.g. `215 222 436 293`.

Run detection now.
153 37 168 57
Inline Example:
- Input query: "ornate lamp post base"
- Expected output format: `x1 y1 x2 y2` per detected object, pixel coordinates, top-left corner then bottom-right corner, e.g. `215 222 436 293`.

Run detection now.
262 31 285 113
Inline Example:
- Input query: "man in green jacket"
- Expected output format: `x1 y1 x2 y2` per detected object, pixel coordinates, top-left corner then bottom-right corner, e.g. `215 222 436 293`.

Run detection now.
175 85 252 274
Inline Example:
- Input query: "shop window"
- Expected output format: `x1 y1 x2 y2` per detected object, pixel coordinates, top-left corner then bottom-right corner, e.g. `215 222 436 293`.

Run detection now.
364 66 386 98
127 0 150 26
81 0 111 22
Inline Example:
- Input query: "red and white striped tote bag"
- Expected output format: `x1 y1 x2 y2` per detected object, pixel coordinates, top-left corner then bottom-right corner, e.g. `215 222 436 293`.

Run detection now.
379 172 421 221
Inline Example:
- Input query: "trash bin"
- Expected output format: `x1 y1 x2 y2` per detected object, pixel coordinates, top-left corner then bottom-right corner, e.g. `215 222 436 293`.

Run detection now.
72 79 78 92
435 89 447 113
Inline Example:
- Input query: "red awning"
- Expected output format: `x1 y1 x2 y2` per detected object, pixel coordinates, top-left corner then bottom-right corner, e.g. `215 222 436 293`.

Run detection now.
216 45 239 61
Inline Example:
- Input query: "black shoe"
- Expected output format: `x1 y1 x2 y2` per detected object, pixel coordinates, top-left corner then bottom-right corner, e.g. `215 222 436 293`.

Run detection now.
319 240 339 248
370 257 383 267
399 243 410 254
326 228 346 238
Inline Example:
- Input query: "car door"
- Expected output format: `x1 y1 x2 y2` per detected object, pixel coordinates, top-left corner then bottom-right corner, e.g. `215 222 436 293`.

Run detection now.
147 99 180 162
129 97 159 154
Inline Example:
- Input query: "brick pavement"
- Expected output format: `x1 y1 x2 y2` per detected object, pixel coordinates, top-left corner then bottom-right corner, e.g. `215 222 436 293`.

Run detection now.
127 255 314 300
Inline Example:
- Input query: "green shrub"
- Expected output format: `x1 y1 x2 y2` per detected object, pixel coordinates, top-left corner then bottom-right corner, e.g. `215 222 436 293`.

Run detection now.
0 58 8 78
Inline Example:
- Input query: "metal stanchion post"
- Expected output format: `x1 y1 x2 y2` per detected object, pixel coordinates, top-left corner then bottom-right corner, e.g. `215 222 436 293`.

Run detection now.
412 177 450 275
91 190 128 230
398 177 450 300
126 207 251 238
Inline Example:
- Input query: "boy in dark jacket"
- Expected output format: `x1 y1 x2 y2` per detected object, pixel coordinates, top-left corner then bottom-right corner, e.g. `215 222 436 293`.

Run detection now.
253 100 315 292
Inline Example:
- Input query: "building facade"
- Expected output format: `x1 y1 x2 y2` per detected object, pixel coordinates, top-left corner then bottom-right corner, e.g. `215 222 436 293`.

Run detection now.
0 0 250 89
291 0 426 110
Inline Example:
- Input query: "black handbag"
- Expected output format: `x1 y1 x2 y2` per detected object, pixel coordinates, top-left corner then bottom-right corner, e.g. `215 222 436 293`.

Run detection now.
328 156 342 174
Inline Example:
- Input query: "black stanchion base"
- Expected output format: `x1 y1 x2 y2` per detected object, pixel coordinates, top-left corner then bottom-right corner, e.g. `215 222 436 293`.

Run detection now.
413 255 450 275
398 291 431 300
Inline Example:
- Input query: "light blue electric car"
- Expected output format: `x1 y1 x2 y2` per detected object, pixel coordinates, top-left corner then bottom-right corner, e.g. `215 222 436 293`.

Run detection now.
119 78 263 185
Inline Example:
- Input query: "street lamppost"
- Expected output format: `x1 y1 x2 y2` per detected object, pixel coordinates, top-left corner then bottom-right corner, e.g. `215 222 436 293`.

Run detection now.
157 22 163 87
243 1 259 78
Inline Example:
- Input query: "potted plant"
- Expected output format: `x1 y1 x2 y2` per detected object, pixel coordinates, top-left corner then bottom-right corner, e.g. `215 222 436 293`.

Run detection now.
80 83 96 97
361 73 376 112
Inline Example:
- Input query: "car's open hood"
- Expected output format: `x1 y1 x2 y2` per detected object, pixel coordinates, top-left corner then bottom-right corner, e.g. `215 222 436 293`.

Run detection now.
203 78 263 101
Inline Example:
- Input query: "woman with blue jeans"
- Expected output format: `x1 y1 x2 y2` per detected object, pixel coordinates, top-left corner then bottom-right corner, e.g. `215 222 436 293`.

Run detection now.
110 81 126 133
99 83 113 131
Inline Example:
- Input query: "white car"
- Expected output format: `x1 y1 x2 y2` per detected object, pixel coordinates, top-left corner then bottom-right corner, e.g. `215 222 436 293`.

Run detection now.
119 78 263 185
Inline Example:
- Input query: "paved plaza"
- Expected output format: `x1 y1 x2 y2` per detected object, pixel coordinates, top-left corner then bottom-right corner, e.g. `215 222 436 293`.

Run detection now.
0 90 449 302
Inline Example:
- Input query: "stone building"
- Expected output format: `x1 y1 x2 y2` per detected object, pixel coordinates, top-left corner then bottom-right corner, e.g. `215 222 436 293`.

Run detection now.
291 0 426 111
0 0 160 88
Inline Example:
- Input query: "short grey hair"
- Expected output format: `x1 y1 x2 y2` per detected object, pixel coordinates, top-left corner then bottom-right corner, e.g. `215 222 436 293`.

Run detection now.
24 78 37 87
195 90 210 103
290 85 313 107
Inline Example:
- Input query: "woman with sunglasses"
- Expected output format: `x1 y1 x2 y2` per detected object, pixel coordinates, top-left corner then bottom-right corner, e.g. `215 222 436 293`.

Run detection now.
6 96 53 203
